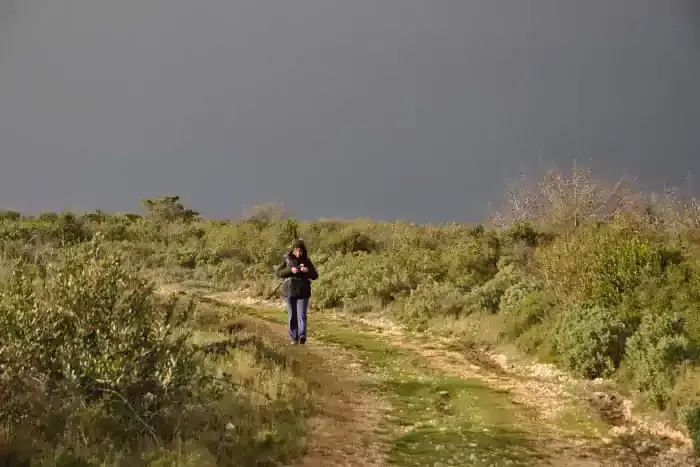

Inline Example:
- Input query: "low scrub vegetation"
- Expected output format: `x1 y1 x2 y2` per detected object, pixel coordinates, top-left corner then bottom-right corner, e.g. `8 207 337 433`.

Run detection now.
3 165 700 458
0 230 310 465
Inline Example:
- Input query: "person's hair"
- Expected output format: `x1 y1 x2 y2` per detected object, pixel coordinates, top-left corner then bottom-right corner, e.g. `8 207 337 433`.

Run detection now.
291 239 307 256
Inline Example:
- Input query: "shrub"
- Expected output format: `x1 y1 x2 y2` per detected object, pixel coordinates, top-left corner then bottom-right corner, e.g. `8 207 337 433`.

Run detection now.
499 288 554 341
685 405 700 457
313 252 397 309
141 196 199 223
536 225 676 306
313 246 445 311
493 284 558 355
243 202 291 229
554 305 632 378
669 366 700 427
0 210 21 222
624 312 692 409
0 234 214 453
504 221 540 247
627 261 700 347
211 260 246 288
462 263 519 314
499 280 541 313
440 234 500 291
323 228 378 255
588 235 672 306
395 282 465 330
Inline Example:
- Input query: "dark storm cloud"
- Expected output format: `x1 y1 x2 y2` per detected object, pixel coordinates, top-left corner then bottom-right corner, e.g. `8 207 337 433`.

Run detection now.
0 0 698 222
0 0 22 33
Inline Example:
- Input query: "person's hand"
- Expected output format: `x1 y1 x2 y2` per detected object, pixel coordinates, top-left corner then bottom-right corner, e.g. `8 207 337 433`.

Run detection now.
300 265 308 273
291 267 299 274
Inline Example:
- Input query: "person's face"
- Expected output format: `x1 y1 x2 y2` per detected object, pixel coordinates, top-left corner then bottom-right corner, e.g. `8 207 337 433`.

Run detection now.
293 247 302 258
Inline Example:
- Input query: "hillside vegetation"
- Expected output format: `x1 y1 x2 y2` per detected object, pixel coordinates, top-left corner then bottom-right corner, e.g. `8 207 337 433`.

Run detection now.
2 167 700 464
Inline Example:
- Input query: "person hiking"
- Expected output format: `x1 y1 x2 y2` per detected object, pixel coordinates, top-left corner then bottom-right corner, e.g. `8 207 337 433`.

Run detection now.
275 239 318 344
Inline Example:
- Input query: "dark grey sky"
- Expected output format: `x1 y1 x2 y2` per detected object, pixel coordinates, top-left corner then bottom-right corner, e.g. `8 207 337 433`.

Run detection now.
1 1 699 222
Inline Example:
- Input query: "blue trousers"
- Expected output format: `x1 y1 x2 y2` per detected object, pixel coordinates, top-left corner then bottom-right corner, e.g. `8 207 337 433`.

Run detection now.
285 297 309 342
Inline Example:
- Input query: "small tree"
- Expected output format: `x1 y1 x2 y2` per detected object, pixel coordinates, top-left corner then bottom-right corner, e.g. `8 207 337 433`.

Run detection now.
244 203 291 229
491 163 644 229
0 210 21 222
140 196 199 223
281 218 300 243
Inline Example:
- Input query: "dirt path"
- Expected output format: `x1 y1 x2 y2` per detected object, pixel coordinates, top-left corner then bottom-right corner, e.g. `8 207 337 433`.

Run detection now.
251 316 390 467
170 288 697 466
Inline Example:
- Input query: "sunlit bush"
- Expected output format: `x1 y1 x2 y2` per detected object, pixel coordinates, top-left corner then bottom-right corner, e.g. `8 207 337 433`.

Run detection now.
624 312 692 409
554 305 632 379
0 234 214 452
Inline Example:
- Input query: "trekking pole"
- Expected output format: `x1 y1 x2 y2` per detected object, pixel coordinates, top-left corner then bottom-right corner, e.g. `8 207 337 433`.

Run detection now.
266 248 293 300
266 281 283 300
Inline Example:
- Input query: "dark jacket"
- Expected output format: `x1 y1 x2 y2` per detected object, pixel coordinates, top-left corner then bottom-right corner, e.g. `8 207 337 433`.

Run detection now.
275 251 318 298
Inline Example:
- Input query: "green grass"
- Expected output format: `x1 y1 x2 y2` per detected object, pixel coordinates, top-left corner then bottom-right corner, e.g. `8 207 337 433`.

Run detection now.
386 377 543 466
251 306 552 466
246 306 287 325
317 323 407 365
553 405 608 440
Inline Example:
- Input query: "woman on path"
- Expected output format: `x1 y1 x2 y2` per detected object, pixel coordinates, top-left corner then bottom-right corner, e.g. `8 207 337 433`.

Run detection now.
275 239 318 344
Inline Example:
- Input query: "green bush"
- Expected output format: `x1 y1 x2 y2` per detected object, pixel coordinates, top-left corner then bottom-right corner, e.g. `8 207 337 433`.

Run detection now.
503 221 540 247
141 196 199 223
462 263 519 314
500 289 554 341
313 252 396 309
499 280 541 313
589 236 670 306
536 225 676 306
668 366 700 446
394 282 465 330
0 234 214 450
323 228 378 255
685 405 700 457
211 260 246 288
624 312 692 409
626 262 700 346
555 305 632 378
440 235 500 290
497 284 558 356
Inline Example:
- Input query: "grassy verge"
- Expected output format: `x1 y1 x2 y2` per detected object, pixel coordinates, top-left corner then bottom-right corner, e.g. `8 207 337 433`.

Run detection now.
178 300 313 467
0 291 312 467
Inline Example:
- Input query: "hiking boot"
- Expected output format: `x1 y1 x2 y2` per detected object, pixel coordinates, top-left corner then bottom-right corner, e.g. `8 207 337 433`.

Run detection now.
290 340 298 345
299 337 306 344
